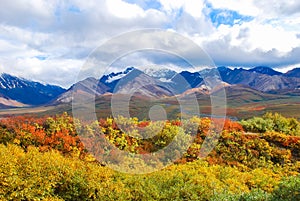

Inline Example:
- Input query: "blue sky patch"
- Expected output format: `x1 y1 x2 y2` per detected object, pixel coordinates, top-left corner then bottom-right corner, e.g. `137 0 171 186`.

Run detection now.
209 8 253 27
123 0 161 10
68 5 81 13
35 55 47 60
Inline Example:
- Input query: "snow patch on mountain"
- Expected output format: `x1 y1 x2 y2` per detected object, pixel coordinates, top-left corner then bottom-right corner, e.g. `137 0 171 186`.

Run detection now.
104 67 135 83
142 67 177 82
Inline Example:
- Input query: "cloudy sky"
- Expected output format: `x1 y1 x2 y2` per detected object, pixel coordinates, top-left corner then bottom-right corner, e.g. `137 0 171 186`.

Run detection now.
1 0 300 88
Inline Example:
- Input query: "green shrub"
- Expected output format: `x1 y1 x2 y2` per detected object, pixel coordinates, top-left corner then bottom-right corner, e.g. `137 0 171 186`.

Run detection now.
211 189 270 201
271 175 300 201
241 113 300 136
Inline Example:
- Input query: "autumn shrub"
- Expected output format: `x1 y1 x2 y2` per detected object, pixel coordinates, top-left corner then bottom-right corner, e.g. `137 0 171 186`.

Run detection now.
0 113 300 200
0 143 299 200
1 113 299 169
0 113 87 159
0 126 15 145
0 144 121 200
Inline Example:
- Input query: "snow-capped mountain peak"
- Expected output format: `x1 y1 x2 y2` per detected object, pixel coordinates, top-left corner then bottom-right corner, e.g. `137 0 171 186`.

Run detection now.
142 67 177 82
0 73 27 89
104 67 135 83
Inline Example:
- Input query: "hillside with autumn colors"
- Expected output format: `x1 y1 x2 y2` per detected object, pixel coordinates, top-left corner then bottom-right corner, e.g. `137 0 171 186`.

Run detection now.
0 112 299 200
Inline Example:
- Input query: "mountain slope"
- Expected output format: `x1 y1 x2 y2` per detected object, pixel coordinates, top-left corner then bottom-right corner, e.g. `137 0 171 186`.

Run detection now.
55 77 110 104
212 85 286 103
112 68 174 98
0 93 27 108
284 68 300 78
169 71 203 94
0 73 66 105
248 66 282 76
99 67 134 92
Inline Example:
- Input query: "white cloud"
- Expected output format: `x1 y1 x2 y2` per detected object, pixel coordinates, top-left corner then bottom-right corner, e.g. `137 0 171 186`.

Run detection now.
0 0 57 29
254 0 300 17
207 0 259 16
1 56 83 88
184 0 205 18
106 0 145 18
158 0 206 18
274 63 300 73
158 0 185 13
212 21 300 54
244 22 299 53
192 0 300 67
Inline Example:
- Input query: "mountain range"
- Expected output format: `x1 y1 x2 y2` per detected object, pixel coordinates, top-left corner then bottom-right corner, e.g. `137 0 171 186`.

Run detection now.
1 66 300 109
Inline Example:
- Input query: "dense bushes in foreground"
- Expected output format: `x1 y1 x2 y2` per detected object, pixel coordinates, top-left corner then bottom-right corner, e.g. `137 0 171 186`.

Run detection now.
0 144 299 201
0 113 299 200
